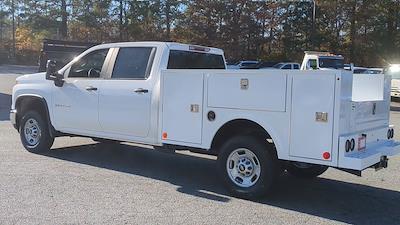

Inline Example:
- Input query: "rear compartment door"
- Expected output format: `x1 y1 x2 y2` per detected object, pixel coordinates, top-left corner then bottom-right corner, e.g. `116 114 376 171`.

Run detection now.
289 74 336 161
349 74 390 131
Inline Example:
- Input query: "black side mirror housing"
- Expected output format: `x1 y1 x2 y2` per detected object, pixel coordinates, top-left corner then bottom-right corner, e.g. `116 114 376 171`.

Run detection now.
45 60 64 87
45 60 57 79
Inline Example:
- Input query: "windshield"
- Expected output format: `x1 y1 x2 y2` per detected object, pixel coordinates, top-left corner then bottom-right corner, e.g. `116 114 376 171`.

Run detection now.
319 57 344 69
273 63 284 68
354 69 368 74
367 69 382 74
241 62 257 66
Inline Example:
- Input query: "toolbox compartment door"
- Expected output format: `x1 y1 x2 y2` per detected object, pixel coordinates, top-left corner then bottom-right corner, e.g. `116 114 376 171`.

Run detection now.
289 74 336 160
161 70 204 144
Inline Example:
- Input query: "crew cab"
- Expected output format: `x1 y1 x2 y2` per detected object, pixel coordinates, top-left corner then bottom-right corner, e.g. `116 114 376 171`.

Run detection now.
10 42 400 198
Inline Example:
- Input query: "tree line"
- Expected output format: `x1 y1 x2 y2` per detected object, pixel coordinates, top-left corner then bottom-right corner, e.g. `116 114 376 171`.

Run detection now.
0 0 400 67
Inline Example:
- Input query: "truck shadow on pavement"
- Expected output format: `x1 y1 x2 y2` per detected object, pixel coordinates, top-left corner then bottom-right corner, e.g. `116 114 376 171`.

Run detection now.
41 143 400 225
0 93 11 121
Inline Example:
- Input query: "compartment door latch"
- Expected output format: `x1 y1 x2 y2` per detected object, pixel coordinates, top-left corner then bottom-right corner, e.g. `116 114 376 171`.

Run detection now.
315 112 328 122
190 104 199 113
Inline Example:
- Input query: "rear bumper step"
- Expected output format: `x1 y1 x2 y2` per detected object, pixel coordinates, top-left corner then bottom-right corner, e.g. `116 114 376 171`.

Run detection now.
340 140 400 171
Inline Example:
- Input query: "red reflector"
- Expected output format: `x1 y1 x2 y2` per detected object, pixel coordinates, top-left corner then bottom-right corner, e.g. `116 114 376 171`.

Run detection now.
323 152 331 160
162 132 168 139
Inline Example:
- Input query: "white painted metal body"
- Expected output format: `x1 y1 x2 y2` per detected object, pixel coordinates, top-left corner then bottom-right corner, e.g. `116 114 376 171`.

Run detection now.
11 42 400 172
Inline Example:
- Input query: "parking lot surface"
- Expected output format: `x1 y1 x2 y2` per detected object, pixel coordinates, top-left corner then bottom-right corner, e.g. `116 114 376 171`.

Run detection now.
1 65 399 225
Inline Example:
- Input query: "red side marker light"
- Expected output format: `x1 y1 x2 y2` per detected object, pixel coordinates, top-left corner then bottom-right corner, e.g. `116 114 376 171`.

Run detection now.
323 152 331 160
162 132 168 140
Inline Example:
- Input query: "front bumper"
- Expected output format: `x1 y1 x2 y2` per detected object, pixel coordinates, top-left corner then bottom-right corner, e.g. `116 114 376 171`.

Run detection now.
10 109 17 129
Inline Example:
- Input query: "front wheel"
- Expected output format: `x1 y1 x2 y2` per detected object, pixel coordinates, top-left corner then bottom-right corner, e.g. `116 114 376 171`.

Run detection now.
286 162 328 179
19 111 54 153
217 136 279 199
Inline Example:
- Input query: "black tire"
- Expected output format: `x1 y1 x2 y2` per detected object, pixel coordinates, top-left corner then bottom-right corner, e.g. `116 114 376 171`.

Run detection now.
19 111 54 153
217 135 279 199
286 163 328 179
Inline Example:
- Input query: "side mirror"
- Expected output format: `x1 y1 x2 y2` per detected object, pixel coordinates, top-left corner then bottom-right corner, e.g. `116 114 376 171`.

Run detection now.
45 60 57 79
45 60 64 87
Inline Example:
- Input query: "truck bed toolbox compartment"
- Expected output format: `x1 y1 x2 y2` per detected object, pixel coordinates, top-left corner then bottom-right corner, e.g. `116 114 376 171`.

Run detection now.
207 71 287 112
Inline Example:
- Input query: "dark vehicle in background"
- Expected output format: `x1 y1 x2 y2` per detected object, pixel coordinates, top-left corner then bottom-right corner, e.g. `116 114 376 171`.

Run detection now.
353 67 369 74
38 39 99 72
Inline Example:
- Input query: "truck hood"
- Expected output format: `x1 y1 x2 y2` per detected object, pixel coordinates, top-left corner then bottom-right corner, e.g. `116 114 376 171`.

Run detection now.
16 72 46 83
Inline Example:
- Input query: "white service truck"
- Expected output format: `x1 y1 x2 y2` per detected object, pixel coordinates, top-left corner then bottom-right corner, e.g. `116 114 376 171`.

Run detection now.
300 51 345 70
10 42 400 198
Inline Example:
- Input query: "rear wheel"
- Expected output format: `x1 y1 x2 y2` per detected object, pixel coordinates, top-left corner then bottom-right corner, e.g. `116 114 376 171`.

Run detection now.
286 162 328 178
217 136 279 199
19 111 54 153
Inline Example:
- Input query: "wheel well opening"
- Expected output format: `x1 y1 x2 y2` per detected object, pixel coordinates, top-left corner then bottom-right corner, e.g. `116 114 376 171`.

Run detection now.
16 97 48 129
211 119 275 154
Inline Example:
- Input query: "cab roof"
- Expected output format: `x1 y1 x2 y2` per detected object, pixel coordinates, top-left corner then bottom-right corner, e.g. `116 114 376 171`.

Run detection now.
304 51 343 59
89 41 224 55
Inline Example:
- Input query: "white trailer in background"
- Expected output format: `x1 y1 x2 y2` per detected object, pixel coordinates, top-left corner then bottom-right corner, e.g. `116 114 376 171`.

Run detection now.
388 64 400 99
10 42 400 198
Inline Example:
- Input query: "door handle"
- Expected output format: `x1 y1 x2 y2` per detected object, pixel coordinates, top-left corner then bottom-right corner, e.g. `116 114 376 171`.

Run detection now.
134 88 148 93
85 86 98 91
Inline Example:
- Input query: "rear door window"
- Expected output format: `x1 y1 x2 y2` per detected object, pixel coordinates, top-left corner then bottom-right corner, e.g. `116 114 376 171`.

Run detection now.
167 50 225 69
111 47 155 79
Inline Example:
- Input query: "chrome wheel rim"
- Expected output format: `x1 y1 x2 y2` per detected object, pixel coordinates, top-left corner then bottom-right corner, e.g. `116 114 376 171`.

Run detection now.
226 148 261 188
24 118 41 148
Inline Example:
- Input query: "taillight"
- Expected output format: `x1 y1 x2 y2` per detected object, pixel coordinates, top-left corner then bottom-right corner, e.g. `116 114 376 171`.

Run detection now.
345 140 351 152
387 128 394 139
345 138 355 152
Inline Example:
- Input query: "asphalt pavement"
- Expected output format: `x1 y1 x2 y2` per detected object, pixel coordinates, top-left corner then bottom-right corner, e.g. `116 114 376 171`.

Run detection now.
0 65 399 225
